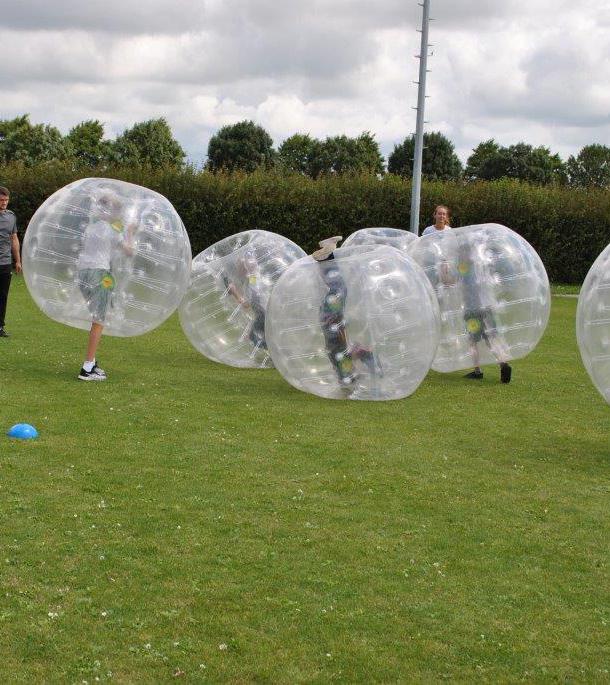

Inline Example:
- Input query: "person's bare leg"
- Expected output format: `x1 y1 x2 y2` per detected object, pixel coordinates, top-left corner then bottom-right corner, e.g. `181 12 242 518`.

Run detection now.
488 334 509 365
464 341 483 378
470 342 481 374
86 322 104 362
484 333 512 383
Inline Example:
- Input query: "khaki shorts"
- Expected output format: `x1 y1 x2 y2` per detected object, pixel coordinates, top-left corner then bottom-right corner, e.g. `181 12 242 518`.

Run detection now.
77 268 115 323
464 307 497 343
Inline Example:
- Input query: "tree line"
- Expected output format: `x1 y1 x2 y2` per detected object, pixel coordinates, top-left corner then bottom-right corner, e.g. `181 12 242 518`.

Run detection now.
1 115 609 188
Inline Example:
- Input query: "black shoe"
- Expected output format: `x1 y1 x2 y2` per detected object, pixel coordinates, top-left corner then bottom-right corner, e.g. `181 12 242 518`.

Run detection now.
464 370 483 379
500 363 512 384
0 327 9 338
78 367 106 381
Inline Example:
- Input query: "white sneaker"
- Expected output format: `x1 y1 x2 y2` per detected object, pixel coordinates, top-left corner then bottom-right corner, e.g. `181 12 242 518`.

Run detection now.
78 367 106 381
91 362 106 378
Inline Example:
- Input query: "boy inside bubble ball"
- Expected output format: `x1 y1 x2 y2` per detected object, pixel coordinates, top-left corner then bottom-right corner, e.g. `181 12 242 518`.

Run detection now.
312 236 382 393
444 240 512 383
221 249 268 352
76 192 136 381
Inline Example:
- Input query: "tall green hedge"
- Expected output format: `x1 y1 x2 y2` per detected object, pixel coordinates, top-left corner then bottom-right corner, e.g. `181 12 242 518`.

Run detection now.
2 162 609 283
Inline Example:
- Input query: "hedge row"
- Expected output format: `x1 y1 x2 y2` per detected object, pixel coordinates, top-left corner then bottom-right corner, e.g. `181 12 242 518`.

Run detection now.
2 162 609 283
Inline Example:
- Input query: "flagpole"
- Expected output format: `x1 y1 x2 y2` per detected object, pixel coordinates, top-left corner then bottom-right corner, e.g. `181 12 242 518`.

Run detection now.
409 0 431 235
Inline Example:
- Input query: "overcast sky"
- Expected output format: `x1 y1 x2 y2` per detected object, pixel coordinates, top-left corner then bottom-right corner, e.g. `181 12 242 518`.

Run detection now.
2 0 609 165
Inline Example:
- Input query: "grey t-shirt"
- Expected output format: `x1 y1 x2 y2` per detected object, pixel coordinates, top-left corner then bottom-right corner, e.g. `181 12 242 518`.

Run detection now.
0 210 17 266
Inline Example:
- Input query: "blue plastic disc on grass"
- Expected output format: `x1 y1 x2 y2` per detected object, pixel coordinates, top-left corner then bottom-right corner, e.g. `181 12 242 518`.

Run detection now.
7 423 39 440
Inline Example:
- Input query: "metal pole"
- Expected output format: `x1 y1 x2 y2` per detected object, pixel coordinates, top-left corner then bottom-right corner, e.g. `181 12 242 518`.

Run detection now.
409 0 431 235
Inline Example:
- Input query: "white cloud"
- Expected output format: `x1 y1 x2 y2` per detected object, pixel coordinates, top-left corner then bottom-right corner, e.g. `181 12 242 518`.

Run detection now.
0 0 608 165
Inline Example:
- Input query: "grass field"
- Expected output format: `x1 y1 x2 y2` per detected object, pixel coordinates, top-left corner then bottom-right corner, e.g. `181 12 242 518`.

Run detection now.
1 277 608 683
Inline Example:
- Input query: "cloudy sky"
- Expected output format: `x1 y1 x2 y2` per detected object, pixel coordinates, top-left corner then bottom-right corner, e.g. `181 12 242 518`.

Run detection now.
2 0 609 165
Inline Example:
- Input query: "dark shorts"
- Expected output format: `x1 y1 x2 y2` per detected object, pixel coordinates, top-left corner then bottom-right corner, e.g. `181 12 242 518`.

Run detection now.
248 306 267 348
77 268 115 323
464 308 497 343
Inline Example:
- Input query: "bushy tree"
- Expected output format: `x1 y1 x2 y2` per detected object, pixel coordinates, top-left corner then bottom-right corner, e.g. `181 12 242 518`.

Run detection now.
279 132 383 178
111 118 185 167
66 120 112 167
0 115 71 165
277 133 321 175
388 131 462 180
464 139 501 181
311 132 384 177
207 120 275 172
566 144 610 188
471 142 565 185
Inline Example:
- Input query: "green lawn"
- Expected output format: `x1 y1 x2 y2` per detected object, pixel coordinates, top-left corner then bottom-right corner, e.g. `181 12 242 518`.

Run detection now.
551 284 581 296
1 277 608 684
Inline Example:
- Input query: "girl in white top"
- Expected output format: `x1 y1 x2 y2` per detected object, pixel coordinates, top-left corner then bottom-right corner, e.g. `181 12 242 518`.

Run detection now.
422 205 451 236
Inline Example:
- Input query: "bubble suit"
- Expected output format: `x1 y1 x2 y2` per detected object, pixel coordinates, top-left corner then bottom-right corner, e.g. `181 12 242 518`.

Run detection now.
179 230 306 368
22 178 191 336
342 227 417 252
408 223 550 372
576 243 610 404
265 245 440 400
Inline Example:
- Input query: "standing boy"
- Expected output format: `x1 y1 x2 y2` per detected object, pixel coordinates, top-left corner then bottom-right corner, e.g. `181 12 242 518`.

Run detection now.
76 192 135 380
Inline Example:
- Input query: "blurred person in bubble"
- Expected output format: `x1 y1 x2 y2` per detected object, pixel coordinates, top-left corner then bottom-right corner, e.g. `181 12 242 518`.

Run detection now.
76 192 136 381
312 236 382 392
221 248 268 352
451 239 512 383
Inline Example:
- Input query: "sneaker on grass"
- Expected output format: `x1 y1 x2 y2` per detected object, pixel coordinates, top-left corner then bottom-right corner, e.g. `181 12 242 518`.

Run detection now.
500 363 512 384
91 362 106 378
464 369 483 379
78 367 106 381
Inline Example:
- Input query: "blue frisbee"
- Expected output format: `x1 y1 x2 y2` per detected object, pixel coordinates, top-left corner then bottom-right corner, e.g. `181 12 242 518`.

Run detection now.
7 423 39 440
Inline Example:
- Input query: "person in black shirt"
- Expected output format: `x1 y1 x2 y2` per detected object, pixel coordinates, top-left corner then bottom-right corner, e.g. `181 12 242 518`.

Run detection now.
0 186 21 338
312 237 380 389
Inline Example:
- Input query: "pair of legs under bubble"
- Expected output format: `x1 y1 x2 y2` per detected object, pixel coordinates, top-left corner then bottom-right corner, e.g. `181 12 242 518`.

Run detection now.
464 307 511 381
246 306 268 350
323 323 380 387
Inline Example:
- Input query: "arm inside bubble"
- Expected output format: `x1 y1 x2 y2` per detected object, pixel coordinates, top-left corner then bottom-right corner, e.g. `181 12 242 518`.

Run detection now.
121 223 138 257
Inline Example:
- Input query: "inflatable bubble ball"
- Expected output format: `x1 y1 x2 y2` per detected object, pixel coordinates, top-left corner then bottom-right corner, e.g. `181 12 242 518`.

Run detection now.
576 243 610 404
179 230 306 368
22 178 191 336
265 245 440 400
408 223 550 373
342 227 416 252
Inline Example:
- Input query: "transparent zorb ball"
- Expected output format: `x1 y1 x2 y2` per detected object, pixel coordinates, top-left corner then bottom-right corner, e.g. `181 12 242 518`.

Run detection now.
577 243 610 404
179 230 306 368
342 227 416 252
408 223 550 372
22 177 191 336
265 245 440 400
